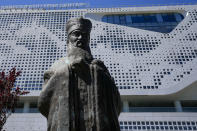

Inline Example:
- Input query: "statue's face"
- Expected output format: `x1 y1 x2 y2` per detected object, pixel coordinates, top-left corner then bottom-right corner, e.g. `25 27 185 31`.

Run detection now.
68 29 90 49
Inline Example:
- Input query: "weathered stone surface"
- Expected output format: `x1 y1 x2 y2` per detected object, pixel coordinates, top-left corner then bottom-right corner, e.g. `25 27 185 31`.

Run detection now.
38 17 121 131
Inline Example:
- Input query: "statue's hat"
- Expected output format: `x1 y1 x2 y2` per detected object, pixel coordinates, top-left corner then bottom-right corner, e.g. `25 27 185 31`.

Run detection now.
66 17 92 35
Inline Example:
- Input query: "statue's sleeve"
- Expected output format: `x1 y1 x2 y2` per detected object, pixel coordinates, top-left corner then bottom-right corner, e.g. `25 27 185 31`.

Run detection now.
92 59 122 115
110 76 122 115
38 70 55 118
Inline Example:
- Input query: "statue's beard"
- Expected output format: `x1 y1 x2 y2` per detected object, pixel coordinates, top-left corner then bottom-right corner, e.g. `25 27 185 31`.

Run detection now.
66 42 93 63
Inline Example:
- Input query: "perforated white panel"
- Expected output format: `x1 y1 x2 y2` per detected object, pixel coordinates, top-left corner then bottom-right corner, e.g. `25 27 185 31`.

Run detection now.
0 5 196 96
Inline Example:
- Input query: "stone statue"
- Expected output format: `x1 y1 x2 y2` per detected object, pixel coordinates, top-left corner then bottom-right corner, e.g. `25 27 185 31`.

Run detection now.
38 17 121 131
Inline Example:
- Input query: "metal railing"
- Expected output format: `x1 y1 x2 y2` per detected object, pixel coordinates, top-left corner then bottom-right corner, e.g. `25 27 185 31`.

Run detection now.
123 107 197 112
87 2 197 9
127 107 176 112
0 3 88 10
182 107 197 112
0 2 196 11
14 108 39 113
15 107 197 113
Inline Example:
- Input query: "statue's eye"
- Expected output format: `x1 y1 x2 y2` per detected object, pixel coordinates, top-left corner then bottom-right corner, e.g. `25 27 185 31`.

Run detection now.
71 31 81 37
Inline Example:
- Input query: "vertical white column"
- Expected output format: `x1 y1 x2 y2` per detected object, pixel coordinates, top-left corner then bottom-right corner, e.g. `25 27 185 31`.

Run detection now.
23 101 30 113
123 101 129 112
174 100 182 112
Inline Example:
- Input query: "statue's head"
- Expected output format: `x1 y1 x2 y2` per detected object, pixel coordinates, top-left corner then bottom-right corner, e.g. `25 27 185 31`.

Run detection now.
66 17 92 50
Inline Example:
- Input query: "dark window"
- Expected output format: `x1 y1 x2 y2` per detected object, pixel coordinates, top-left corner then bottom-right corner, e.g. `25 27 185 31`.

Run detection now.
144 14 157 23
119 15 126 24
132 15 144 23
107 15 114 23
102 12 184 33
114 15 119 24
162 14 176 22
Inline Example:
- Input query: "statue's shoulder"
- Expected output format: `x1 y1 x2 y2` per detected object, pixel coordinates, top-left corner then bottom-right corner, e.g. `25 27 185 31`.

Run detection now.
91 59 115 82
91 59 108 71
43 57 69 80
91 59 104 65
49 57 69 72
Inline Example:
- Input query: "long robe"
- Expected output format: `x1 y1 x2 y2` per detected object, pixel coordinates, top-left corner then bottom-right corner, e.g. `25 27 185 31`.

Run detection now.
38 58 121 131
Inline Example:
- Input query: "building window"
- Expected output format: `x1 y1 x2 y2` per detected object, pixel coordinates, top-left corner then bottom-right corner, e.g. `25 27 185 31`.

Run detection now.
102 12 184 33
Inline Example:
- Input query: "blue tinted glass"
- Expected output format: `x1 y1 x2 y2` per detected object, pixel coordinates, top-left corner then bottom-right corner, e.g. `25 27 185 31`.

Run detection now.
144 14 157 23
180 14 184 19
126 15 132 24
119 15 126 24
101 12 184 33
107 15 114 23
102 16 107 22
174 13 184 22
114 15 119 24
132 15 144 23
162 14 176 22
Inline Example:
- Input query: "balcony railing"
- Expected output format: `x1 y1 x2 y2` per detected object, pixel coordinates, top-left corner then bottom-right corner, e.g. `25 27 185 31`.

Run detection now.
122 107 197 112
128 107 176 112
15 108 39 113
183 107 197 112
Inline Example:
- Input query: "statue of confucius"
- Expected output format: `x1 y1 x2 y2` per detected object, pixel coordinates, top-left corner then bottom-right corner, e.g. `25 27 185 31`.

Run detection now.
38 17 121 131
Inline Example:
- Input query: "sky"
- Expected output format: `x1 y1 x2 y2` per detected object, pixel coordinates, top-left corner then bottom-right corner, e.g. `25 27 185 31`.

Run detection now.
0 0 197 8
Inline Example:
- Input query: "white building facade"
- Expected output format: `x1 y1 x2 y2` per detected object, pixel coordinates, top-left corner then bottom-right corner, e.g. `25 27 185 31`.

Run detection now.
1 3 197 131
